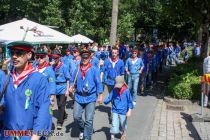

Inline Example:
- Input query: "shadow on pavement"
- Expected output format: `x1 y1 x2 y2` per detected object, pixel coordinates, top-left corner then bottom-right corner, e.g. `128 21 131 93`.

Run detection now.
95 105 112 124
180 112 200 139
65 121 80 137
94 127 110 140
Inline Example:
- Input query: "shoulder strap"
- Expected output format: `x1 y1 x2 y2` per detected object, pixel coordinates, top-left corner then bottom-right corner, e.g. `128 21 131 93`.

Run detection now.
73 66 80 85
0 75 10 102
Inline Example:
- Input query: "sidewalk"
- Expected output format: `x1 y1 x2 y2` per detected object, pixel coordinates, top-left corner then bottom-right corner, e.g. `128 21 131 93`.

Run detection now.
188 103 210 140
149 100 200 140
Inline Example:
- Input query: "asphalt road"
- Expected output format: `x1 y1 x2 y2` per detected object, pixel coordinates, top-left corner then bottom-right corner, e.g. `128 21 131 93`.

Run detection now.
49 92 158 140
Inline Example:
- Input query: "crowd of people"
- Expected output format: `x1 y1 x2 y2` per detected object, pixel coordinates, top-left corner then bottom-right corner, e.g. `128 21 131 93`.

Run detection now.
0 40 197 140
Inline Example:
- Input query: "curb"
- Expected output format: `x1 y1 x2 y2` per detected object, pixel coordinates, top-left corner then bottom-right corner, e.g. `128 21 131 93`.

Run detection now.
163 96 197 105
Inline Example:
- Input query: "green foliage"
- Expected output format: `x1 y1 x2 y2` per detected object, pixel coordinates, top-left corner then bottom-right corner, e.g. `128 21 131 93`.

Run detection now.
0 0 209 43
167 57 202 100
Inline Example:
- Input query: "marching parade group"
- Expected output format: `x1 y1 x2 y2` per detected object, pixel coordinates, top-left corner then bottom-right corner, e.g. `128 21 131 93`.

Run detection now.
0 40 199 140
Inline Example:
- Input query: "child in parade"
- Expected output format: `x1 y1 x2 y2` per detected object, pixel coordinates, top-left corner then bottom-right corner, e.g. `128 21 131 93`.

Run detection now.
104 75 133 140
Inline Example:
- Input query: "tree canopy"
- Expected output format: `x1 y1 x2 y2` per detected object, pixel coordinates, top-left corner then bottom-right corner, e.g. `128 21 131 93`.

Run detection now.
0 0 209 44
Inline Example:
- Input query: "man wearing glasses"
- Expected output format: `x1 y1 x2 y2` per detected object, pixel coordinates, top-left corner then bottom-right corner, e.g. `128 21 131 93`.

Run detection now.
101 47 125 95
1 41 51 140
69 49 103 140
51 49 70 130
125 47 144 106
34 47 56 106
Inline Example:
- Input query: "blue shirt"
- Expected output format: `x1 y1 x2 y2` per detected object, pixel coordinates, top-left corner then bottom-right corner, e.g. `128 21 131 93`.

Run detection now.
169 46 175 55
164 47 169 58
91 56 100 68
71 66 103 104
152 54 157 72
119 46 126 59
61 55 74 62
61 57 76 76
0 70 6 93
100 51 110 60
104 88 133 115
140 54 149 73
102 59 125 86
36 66 56 95
125 57 144 74
53 63 70 95
195 47 201 56
2 72 51 139
175 46 181 54
95 51 102 59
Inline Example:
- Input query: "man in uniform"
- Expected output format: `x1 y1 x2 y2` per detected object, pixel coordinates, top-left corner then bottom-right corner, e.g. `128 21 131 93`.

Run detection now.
61 48 76 76
89 49 100 68
101 47 125 95
51 49 70 129
0 41 51 140
125 47 144 105
34 47 56 105
69 49 103 140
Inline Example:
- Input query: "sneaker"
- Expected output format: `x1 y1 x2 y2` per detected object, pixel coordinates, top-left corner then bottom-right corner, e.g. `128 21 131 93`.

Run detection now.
133 101 136 106
111 135 115 140
111 137 115 140
79 132 84 140
56 123 62 130
120 133 126 140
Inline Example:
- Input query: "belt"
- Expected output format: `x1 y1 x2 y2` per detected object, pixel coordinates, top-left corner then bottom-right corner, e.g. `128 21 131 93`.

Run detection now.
76 92 92 97
107 77 115 81
56 82 66 85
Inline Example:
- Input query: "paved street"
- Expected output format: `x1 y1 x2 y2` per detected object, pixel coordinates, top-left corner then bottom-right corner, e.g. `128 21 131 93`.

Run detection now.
49 93 158 140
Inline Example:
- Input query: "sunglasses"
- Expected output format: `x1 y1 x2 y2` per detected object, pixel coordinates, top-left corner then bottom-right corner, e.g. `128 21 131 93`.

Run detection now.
35 56 45 59
52 57 59 60
73 51 78 53
10 50 27 56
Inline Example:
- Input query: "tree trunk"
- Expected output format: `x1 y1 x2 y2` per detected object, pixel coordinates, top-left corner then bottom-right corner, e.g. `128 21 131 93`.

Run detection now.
109 0 119 47
197 25 203 45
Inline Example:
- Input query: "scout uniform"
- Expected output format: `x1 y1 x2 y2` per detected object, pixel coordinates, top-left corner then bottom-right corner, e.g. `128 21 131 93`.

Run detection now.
125 48 144 103
139 48 149 94
104 76 133 140
102 55 125 95
89 49 100 68
71 49 103 140
51 50 70 128
1 41 51 140
34 49 56 96
61 49 76 76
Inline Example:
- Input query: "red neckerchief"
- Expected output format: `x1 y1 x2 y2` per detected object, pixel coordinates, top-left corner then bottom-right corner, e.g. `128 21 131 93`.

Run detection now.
55 61 63 71
80 63 92 79
37 62 49 70
115 84 127 100
111 57 118 62
12 63 36 86
74 56 81 63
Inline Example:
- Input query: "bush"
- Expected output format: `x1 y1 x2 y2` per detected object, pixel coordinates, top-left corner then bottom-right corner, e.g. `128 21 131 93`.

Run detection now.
167 57 202 100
